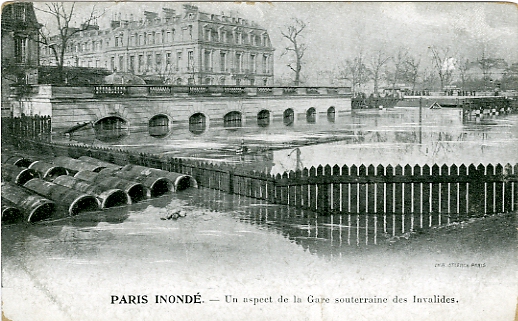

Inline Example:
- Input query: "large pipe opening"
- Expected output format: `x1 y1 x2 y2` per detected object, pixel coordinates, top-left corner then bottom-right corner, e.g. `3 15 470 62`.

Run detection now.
148 178 171 197
126 184 148 203
94 116 129 142
29 161 68 180
69 196 100 216
100 190 129 208
175 176 197 191
29 202 56 223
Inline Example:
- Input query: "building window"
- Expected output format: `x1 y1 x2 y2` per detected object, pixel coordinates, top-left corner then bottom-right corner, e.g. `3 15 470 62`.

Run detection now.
222 31 227 43
189 113 207 135
250 54 256 73
139 34 143 46
110 57 115 71
138 55 144 73
224 111 242 128
14 37 27 63
187 51 194 71
166 31 171 43
235 53 242 73
147 54 152 72
129 56 135 72
220 52 226 72
176 52 182 71
115 37 119 47
156 53 162 72
204 51 211 71
119 56 124 72
262 55 268 73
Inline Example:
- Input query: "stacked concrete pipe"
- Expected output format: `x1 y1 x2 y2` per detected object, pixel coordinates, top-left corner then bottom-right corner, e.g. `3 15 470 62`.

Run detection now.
53 175 129 208
23 178 99 216
28 161 68 180
1 198 23 223
74 170 149 203
121 164 198 191
2 163 39 185
2 154 34 168
53 156 107 174
98 167 171 197
77 156 123 170
1 182 56 222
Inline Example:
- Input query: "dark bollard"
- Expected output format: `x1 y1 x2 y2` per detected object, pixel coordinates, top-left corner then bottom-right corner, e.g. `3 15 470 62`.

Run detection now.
28 161 68 180
121 164 198 191
53 175 129 208
23 178 99 216
53 156 107 174
98 168 171 197
1 163 39 185
74 170 149 203
1 198 24 223
1 182 56 222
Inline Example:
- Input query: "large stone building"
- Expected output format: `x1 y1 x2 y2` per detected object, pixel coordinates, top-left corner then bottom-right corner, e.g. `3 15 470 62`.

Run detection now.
40 5 275 85
1 2 41 116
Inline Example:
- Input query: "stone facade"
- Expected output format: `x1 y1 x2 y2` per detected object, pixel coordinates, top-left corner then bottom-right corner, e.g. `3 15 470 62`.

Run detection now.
39 5 275 86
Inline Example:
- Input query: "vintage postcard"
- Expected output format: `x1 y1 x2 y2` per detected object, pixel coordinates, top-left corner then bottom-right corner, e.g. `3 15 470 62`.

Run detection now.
1 1 517 321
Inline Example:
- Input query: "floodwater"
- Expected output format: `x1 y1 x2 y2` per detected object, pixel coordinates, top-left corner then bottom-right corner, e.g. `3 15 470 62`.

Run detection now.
2 107 517 321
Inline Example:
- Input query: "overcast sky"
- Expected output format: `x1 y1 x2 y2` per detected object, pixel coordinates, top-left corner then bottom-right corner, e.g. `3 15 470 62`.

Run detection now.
35 1 518 83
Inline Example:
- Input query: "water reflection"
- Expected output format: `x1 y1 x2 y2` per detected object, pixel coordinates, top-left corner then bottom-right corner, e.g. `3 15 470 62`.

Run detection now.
176 187 469 256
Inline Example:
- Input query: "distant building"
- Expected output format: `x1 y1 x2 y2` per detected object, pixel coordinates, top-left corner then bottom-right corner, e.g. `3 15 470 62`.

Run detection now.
40 5 275 85
1 2 41 116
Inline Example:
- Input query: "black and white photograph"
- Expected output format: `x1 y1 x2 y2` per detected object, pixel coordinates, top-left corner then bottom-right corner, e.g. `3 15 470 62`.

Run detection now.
1 1 517 320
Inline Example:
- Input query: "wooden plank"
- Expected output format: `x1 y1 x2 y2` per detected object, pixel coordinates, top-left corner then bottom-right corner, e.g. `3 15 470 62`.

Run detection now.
295 170 302 208
404 165 413 214
368 165 376 214
394 165 403 214
495 164 504 213
358 165 367 214
341 165 350 213
376 165 385 214
486 164 495 213
504 164 513 212
288 171 297 206
422 165 431 215
449 165 459 222
386 165 394 214
431 165 440 218
301 168 309 209
332 165 341 212
350 165 359 213
459 165 468 217
309 167 317 211
468 164 485 214
441 164 450 215
413 165 422 214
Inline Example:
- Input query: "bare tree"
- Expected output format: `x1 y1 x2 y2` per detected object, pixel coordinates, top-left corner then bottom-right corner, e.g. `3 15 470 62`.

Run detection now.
336 51 370 95
477 52 500 91
280 18 307 86
368 50 391 95
35 2 105 82
403 55 421 91
429 46 455 90
385 49 409 91
457 58 470 91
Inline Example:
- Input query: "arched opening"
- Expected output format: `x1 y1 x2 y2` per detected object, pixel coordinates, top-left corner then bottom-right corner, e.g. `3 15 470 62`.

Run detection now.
283 108 294 126
327 106 336 122
306 107 316 123
257 110 270 127
224 111 242 128
94 116 129 142
148 114 170 138
189 113 207 134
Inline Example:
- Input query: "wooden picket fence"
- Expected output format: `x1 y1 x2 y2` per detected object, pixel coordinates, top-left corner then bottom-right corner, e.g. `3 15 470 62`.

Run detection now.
10 140 518 216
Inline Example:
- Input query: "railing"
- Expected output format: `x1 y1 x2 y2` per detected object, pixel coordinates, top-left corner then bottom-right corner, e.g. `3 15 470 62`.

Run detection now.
88 85 351 98
10 139 518 217
1 115 52 142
